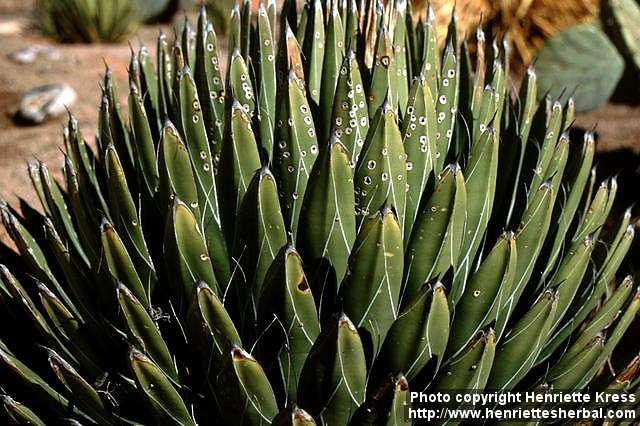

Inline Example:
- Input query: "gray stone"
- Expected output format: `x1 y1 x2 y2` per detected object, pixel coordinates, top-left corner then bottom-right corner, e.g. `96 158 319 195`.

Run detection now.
16 84 77 124
8 45 60 64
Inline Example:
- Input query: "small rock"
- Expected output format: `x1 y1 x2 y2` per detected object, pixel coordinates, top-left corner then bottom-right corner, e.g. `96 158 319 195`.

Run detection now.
8 45 60 64
15 84 77 125
0 20 24 36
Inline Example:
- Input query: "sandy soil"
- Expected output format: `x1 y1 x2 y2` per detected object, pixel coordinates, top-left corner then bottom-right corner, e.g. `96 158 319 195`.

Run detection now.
1 6 159 209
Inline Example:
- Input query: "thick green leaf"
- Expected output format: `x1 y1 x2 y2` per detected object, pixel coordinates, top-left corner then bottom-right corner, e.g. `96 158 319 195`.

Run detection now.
575 289 640 389
171 200 220 301
298 314 366 425
435 329 496 391
274 70 319 236
499 181 555 323
487 290 558 390
448 233 516 356
303 0 325 108
101 219 149 309
0 343 75 418
256 2 277 160
547 334 604 390
1 395 47 426
231 168 287 322
354 101 407 236
435 43 459 173
117 284 178 381
219 100 262 233
340 205 403 360
47 348 113 424
258 245 320 403
194 7 225 161
368 28 397 118
105 145 157 296
197 281 242 357
217 347 279 425
178 66 229 286
374 282 450 383
129 348 195 425
320 4 345 139
297 138 356 317
403 164 466 302
128 81 159 199
451 127 499 302
394 0 410 115
330 49 369 164
350 373 410 426
402 74 437 238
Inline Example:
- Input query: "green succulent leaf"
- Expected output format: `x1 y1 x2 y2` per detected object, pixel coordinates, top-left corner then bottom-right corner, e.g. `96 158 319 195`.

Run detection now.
451 127 499 303
46 348 113 424
178 66 229 285
197 281 242 356
219 100 262 234
101 219 150 309
117 284 179 382
448 232 517 357
403 164 466 302
297 138 356 316
320 4 346 139
217 347 279 425
231 167 287 321
129 81 159 199
298 314 366 425
350 373 410 426
2 395 47 426
257 2 277 160
274 70 319 236
500 181 555 324
434 43 459 174
303 0 325 108
330 50 369 165
368 28 397 118
340 205 404 360
435 329 496 391
195 7 225 158
574 288 640 389
487 290 558 390
354 101 407 236
129 348 195 426
374 282 450 383
0 343 78 418
402 74 437 239
171 200 220 301
258 245 320 403
105 145 157 295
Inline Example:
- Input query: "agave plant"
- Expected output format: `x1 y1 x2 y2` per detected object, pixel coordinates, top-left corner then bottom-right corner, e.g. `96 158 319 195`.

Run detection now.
36 0 138 43
206 0 238 34
1 0 638 424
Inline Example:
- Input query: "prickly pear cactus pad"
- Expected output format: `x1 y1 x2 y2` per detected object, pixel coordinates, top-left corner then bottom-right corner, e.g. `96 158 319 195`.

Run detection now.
0 1 638 424
602 0 640 72
534 23 625 112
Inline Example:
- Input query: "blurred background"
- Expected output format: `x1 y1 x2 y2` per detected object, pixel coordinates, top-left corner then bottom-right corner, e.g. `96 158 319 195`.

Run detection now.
0 0 638 249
